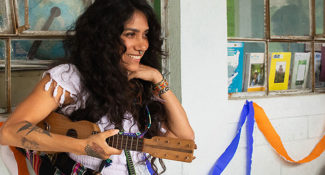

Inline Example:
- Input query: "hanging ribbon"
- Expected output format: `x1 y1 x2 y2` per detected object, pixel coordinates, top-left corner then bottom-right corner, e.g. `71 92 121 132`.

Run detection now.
209 101 325 175
253 103 325 163
209 101 254 175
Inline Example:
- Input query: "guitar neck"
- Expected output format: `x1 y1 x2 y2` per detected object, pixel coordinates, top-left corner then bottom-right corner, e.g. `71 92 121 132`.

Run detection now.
106 135 196 162
106 134 144 152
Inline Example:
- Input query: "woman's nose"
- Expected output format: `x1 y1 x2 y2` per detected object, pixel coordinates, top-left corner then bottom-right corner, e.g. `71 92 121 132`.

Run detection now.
135 37 148 52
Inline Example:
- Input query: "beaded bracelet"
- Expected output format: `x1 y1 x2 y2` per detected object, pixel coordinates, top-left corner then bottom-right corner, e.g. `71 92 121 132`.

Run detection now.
153 78 169 97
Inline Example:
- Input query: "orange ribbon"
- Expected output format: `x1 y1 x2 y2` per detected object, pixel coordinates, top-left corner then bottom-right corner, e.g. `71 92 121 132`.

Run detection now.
253 103 325 163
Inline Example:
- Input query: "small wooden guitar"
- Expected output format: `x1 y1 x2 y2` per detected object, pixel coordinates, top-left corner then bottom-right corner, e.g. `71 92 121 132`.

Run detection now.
38 112 197 163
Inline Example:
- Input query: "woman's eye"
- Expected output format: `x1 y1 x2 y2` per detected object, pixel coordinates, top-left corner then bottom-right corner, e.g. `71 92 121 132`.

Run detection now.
125 33 135 37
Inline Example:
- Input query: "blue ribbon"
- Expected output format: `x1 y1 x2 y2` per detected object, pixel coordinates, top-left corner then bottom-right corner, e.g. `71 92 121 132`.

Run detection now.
145 155 155 175
209 101 255 175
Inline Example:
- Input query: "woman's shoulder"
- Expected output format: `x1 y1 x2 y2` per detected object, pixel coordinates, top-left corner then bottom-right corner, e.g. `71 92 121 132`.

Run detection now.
43 64 82 96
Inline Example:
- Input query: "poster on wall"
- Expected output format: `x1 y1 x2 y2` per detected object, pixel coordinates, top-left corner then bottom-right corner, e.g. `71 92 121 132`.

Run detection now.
290 52 310 89
245 53 265 92
315 52 325 88
268 52 291 91
227 42 244 93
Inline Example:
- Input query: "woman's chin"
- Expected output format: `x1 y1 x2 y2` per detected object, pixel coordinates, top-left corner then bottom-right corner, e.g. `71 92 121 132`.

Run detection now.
125 65 140 72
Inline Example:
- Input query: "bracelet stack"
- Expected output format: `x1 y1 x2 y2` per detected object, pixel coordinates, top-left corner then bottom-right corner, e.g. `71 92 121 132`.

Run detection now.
153 78 170 97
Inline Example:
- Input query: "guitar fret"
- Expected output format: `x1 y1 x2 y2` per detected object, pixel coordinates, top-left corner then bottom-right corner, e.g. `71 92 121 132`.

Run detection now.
107 135 144 151
107 137 111 146
136 138 138 151
112 135 115 147
121 135 124 150
125 135 128 150
115 135 119 149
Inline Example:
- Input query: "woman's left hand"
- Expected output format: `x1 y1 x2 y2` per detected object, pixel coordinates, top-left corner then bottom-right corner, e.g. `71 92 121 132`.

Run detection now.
127 64 163 84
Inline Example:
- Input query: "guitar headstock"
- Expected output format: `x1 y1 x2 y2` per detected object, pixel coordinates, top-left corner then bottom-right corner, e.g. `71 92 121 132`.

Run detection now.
142 136 197 163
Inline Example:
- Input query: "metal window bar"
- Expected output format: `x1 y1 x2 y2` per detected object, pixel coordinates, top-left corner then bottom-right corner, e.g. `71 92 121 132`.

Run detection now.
5 39 11 113
14 0 30 33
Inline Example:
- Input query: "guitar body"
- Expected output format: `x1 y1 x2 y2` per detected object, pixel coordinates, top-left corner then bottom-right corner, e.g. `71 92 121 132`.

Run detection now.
38 112 196 162
37 112 101 139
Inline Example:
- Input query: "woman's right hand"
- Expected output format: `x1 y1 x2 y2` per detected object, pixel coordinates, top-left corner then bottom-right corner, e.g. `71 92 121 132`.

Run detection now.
82 129 122 160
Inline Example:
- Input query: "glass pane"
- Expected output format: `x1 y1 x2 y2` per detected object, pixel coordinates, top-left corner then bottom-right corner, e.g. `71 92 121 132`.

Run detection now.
227 0 265 38
270 0 310 36
268 42 312 91
0 0 13 33
10 39 64 107
315 0 324 35
0 40 6 113
11 39 65 61
314 43 325 88
17 0 92 31
228 41 266 94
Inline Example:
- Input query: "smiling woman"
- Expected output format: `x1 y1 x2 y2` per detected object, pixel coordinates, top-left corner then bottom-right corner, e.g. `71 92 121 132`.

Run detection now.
120 10 149 72
0 0 194 174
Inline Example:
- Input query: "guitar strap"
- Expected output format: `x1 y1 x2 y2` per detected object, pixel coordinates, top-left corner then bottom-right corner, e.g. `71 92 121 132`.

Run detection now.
125 150 136 175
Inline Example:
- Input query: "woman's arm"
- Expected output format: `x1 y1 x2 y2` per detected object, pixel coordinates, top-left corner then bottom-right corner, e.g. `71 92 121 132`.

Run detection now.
0 75 121 159
128 65 195 140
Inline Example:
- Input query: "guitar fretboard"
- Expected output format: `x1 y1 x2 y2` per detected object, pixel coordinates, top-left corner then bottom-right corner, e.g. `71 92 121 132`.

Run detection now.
106 134 144 151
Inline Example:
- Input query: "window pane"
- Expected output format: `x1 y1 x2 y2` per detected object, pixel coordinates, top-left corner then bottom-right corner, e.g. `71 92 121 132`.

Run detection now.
0 0 13 33
10 39 64 107
270 0 310 36
228 41 266 94
268 42 312 91
0 40 6 113
17 0 91 31
314 43 325 88
227 0 264 38
315 0 324 35
11 39 65 61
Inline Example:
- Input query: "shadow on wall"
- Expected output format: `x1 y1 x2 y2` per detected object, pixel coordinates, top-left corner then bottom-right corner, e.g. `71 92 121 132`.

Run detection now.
319 165 325 175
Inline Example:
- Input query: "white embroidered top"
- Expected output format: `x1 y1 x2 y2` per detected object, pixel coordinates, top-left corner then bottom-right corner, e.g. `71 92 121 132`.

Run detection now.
43 64 151 175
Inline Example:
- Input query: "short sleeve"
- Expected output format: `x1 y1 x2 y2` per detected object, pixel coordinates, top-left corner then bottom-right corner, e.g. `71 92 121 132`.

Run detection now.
42 64 82 106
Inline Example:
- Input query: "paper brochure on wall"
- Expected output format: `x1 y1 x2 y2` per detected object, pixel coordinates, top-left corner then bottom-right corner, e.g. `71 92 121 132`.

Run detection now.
227 42 244 93
290 52 310 89
314 52 325 87
320 45 325 81
269 52 291 91
245 53 265 92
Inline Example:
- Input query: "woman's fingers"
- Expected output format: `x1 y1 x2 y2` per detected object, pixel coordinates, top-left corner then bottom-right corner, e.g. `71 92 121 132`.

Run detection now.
128 64 162 83
84 129 122 159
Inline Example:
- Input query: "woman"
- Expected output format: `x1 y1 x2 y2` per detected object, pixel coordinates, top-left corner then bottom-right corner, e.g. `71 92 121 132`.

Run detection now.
0 0 194 174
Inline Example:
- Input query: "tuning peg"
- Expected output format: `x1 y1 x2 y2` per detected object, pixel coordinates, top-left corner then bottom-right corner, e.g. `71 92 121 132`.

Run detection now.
193 156 196 160
194 144 197 149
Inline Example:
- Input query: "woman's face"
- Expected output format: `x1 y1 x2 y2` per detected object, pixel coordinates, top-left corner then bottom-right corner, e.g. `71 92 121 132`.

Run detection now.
120 10 149 72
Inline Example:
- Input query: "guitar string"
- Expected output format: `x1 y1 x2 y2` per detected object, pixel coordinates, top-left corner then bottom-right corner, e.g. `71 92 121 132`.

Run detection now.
108 135 144 150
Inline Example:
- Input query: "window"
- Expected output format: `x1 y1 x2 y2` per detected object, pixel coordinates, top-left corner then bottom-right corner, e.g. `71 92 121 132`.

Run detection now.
227 0 325 99
0 0 167 113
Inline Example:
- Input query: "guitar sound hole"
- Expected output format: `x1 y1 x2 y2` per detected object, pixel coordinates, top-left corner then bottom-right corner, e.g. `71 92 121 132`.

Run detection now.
66 129 78 138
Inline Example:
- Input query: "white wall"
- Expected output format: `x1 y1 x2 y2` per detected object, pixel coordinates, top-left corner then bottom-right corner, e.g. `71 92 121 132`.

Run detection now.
165 0 325 175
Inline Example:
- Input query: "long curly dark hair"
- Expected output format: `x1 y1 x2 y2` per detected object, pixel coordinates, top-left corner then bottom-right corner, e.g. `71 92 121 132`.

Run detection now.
63 0 167 174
